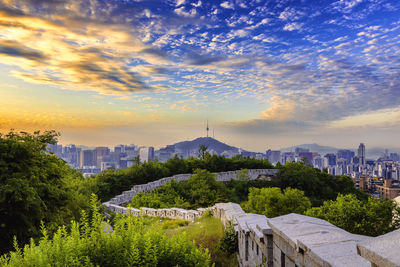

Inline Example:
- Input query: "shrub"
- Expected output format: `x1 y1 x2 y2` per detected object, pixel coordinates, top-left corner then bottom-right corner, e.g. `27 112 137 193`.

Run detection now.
0 194 210 267
219 222 238 255
242 187 311 218
161 219 190 229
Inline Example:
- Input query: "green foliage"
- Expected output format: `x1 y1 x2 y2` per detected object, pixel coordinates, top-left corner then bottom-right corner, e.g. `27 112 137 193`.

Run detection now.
219 222 238 255
0 195 211 267
161 219 189 229
95 153 273 201
243 187 311 218
130 169 229 209
305 194 400 236
176 216 228 266
95 154 273 202
197 144 209 160
276 162 361 206
236 168 251 182
0 130 92 254
201 209 214 218
96 161 170 202
225 178 277 204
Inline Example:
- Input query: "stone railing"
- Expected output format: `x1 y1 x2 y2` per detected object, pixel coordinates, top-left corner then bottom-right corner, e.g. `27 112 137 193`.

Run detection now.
106 169 277 206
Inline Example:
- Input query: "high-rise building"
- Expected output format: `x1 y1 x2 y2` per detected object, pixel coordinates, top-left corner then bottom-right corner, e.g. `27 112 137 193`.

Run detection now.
139 146 155 163
390 153 399 162
298 152 313 165
337 149 355 165
324 153 337 167
358 143 366 165
80 149 96 168
281 152 295 165
267 150 281 164
94 147 110 168
313 156 324 169
114 145 125 154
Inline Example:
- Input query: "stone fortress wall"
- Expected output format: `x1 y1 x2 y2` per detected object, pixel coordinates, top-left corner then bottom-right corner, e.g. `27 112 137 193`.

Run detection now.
102 169 400 267
105 169 278 206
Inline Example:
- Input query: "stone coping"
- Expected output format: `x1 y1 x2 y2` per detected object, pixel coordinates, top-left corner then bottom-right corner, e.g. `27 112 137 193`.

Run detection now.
268 213 371 267
357 229 400 267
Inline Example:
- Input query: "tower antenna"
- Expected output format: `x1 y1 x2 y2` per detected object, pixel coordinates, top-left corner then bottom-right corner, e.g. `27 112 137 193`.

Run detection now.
213 129 214 139
206 119 209 137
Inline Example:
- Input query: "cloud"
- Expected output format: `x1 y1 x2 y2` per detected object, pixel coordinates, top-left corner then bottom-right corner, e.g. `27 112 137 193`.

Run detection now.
279 7 305 21
220 1 234 9
283 22 304 31
224 118 315 135
332 0 364 13
174 6 197 17
0 40 47 61
191 1 201 7
187 53 225 66
170 103 195 111
0 4 173 94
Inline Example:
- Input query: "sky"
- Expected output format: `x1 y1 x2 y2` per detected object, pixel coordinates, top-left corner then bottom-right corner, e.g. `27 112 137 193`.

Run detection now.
0 0 400 151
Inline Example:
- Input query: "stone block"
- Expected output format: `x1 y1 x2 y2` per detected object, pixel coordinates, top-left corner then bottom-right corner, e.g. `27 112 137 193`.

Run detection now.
357 229 400 267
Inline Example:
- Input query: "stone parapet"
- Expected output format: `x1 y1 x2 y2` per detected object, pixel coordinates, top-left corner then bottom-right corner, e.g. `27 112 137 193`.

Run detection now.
107 169 278 206
101 168 400 267
267 213 371 267
357 229 400 267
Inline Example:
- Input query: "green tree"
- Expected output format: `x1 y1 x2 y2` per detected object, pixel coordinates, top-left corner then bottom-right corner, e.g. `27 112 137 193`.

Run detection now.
0 130 91 254
182 169 228 208
219 222 238 255
277 162 360 206
242 187 311 218
306 194 400 236
133 155 141 166
165 155 188 174
197 144 209 160
236 169 251 182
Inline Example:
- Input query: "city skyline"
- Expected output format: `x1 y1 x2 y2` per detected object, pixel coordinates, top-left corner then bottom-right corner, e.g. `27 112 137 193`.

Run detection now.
1 0 400 150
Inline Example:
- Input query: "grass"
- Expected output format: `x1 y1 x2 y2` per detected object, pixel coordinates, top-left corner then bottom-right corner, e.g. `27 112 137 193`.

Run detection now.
170 216 238 267
115 215 238 266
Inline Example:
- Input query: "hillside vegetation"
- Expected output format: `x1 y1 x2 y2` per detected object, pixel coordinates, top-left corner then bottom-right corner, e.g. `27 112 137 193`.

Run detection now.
0 195 211 267
1 130 400 265
0 130 272 255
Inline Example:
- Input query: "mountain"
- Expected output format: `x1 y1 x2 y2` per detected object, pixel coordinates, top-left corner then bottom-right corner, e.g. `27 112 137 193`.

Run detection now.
280 143 400 159
158 137 240 156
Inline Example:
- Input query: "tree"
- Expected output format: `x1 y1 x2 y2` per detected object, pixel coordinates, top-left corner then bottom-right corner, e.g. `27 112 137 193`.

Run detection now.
165 155 188 174
133 155 141 166
182 169 228 208
0 130 90 254
197 144 209 160
236 169 251 182
276 162 360 206
242 187 311 218
305 194 400 236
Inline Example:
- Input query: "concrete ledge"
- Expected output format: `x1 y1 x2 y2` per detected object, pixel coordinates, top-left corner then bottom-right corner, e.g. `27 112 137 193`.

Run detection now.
357 229 400 267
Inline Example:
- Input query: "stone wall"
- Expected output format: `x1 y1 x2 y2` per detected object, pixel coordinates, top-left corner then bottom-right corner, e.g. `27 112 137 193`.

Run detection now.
106 169 278 206
102 169 400 267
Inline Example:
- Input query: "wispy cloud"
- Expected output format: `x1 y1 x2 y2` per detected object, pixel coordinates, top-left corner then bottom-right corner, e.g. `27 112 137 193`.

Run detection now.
0 2 171 94
220 1 234 9
1 0 400 148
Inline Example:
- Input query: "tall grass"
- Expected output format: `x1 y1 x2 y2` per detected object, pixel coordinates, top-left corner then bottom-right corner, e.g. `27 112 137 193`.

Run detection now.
0 194 210 267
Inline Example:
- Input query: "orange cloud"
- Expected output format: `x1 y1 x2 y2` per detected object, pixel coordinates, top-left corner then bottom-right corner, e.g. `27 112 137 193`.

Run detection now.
0 6 169 95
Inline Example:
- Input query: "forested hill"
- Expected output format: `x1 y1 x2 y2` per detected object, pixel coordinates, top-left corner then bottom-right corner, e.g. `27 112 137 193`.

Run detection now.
167 137 241 154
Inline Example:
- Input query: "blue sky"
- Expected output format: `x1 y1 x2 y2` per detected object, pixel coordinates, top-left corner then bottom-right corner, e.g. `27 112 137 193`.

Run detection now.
0 0 399 150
